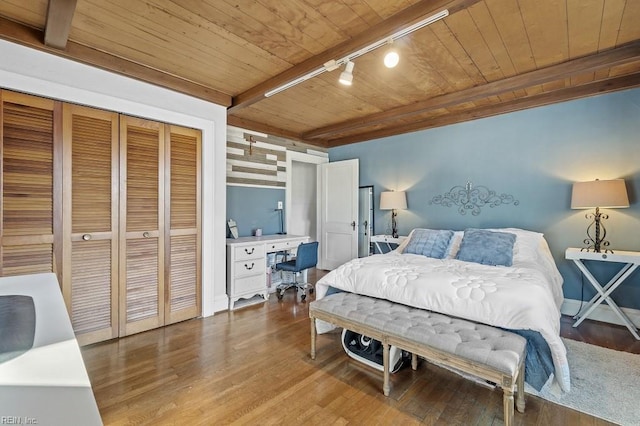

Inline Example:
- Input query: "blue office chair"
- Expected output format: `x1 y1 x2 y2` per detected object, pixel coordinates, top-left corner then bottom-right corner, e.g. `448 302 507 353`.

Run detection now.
275 241 319 301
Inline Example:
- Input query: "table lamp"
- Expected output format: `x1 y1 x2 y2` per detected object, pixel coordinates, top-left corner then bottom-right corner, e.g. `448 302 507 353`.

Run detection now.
380 191 407 238
571 179 629 253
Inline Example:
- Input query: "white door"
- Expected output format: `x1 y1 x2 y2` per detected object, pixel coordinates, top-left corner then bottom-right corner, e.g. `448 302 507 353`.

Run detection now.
319 159 359 270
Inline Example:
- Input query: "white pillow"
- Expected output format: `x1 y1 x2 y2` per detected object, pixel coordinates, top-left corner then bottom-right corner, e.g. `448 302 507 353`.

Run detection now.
445 231 464 259
487 227 544 263
395 229 414 253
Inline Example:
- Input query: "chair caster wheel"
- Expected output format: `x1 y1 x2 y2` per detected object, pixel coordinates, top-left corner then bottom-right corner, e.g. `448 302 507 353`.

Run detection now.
301 294 306 302
309 288 314 294
277 292 283 300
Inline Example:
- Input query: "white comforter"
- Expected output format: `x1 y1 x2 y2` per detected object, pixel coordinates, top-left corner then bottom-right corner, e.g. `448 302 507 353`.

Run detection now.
315 251 570 392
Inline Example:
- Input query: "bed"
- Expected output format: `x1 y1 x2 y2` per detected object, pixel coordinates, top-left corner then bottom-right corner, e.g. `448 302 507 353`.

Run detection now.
314 227 570 393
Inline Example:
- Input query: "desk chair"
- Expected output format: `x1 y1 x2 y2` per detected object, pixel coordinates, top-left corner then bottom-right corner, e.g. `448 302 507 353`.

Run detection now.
275 241 318 301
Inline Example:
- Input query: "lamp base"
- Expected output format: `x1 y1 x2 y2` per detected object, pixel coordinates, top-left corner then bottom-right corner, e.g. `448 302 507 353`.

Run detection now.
581 207 613 253
391 210 398 238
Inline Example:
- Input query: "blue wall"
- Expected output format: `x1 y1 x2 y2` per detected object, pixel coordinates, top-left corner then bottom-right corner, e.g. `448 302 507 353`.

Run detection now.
226 186 285 237
329 88 640 309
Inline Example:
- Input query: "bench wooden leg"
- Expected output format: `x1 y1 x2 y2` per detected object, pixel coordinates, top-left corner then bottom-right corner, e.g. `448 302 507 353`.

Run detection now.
310 318 316 360
382 341 390 396
411 353 418 370
516 362 525 413
503 388 515 426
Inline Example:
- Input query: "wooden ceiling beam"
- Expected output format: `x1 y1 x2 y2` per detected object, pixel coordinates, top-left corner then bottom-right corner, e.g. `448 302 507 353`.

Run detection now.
226 115 317 146
304 40 640 140
44 0 77 49
0 16 232 107
327 72 640 147
228 0 483 114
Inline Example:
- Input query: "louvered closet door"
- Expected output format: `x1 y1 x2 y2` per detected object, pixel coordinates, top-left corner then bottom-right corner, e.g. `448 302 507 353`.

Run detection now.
165 125 201 324
0 91 61 279
119 116 164 336
62 104 119 345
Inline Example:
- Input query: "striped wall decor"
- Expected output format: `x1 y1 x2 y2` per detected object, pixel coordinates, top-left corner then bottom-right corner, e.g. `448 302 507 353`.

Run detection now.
226 126 327 188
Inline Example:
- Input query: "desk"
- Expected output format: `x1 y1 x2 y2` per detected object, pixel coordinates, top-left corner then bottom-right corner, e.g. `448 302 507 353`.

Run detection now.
226 234 309 310
566 247 640 340
370 235 407 254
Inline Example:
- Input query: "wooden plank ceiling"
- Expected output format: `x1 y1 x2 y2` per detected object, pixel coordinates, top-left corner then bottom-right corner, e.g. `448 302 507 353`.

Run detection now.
1 0 639 147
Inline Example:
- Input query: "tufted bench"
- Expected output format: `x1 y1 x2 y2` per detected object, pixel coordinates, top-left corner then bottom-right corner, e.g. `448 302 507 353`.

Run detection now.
309 292 526 426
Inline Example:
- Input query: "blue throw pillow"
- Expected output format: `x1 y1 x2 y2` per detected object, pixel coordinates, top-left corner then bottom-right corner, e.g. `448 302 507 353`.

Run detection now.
456 229 516 266
404 229 454 259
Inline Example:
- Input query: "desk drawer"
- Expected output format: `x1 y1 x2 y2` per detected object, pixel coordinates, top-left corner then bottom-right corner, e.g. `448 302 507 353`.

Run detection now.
234 259 265 278
234 244 264 260
266 239 305 252
235 274 266 295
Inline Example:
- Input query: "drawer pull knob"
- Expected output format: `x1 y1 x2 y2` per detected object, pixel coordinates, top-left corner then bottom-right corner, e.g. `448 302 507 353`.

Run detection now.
244 262 255 270
244 247 255 255
82 234 92 241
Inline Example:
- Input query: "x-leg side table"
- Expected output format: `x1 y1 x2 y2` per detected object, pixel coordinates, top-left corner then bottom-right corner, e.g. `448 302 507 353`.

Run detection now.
565 248 640 340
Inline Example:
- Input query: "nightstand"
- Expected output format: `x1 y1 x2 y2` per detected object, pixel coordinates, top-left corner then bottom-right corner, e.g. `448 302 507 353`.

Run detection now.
370 235 407 254
565 248 640 340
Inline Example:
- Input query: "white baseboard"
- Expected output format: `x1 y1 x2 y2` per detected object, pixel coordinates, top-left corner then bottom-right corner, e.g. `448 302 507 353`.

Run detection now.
212 295 230 314
561 298 640 327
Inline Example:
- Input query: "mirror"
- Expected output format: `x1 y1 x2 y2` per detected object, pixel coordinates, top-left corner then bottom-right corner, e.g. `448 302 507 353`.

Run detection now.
358 186 374 257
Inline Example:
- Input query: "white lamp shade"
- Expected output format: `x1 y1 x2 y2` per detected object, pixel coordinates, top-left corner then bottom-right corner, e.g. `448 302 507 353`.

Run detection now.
571 179 629 209
380 191 407 210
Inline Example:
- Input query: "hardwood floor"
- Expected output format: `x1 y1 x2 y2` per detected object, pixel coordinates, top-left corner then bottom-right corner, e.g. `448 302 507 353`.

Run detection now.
82 269 636 425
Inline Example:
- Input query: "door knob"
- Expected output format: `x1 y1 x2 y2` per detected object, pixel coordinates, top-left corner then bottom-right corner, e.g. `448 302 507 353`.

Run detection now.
82 234 92 241
143 231 150 238
351 221 356 230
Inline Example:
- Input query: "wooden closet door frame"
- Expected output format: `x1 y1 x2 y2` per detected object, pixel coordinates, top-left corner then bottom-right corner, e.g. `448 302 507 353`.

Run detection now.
0 90 63 281
62 103 119 345
119 115 165 336
164 124 202 324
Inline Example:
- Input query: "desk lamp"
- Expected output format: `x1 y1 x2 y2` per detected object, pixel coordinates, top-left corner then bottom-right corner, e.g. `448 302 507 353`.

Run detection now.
380 191 407 238
571 179 629 253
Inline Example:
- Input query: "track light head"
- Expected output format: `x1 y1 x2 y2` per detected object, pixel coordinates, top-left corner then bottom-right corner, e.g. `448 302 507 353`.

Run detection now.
383 39 399 68
339 61 354 86
384 50 399 68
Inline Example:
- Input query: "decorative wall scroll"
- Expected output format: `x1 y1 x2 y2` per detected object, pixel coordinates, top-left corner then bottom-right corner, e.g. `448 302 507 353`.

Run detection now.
430 182 519 216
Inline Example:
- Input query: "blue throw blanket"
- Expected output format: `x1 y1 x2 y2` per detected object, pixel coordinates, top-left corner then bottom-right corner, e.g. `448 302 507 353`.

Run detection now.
326 286 554 391
508 329 554 390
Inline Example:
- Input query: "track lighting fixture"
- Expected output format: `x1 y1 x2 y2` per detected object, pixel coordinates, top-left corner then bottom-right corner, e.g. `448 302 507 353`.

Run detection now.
264 9 449 97
339 61 355 86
